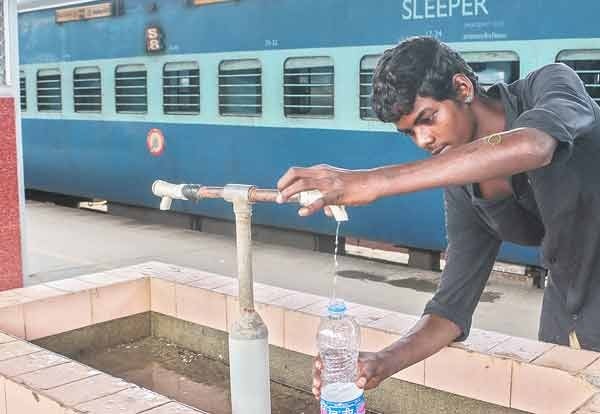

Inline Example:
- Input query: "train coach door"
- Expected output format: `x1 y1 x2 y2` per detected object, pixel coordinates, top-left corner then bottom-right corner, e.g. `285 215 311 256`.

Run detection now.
0 0 25 290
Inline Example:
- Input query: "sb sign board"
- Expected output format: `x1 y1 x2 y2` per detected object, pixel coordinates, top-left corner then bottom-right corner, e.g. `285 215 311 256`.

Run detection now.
55 2 112 23
146 26 164 53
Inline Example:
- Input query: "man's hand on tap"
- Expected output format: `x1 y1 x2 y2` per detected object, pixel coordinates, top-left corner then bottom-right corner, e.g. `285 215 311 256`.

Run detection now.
276 164 380 216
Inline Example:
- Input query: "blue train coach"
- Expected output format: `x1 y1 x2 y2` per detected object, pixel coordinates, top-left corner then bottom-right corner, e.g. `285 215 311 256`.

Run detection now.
16 0 600 266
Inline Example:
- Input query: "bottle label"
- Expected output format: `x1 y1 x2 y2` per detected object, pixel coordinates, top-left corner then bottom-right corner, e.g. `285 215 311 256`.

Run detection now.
320 393 366 414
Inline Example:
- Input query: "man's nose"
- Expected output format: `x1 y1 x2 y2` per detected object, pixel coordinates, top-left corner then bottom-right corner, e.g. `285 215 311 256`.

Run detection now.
415 130 434 149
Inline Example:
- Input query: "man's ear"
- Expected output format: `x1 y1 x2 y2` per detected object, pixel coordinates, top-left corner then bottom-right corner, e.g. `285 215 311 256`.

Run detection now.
452 73 474 103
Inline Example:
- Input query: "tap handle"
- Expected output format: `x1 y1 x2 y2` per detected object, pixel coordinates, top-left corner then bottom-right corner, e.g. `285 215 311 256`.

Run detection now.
152 180 189 210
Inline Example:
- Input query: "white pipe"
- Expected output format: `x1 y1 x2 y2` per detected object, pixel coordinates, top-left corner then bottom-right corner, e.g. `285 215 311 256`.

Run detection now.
226 186 271 414
150 181 272 412
229 312 271 414
232 199 255 312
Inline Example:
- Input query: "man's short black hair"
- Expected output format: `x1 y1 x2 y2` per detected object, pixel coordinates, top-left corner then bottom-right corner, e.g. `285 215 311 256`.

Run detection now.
372 36 481 123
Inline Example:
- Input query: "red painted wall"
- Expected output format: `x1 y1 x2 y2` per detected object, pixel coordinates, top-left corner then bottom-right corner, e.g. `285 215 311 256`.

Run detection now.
0 97 22 290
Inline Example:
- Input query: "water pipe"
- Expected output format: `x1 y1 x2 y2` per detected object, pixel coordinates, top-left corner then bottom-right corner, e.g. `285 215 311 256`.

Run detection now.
152 180 347 413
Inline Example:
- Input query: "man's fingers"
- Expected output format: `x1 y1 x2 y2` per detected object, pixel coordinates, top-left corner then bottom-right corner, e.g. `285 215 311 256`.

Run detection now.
324 206 333 217
278 177 321 202
277 167 318 196
312 356 322 382
278 165 335 191
312 377 321 389
299 197 325 217
312 355 322 399
276 167 301 192
312 386 320 399
356 376 367 389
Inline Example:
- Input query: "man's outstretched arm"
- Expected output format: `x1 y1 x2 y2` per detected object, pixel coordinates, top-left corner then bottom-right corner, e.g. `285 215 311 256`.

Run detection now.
277 127 556 216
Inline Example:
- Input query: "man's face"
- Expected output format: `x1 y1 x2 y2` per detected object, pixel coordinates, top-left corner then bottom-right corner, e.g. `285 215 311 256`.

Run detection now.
394 95 476 156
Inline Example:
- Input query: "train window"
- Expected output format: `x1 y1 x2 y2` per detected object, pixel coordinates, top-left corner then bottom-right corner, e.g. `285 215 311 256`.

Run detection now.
461 51 520 89
115 64 147 114
557 50 600 106
219 59 262 117
360 55 381 120
37 69 62 112
284 56 334 118
19 71 26 111
73 67 101 113
163 62 200 115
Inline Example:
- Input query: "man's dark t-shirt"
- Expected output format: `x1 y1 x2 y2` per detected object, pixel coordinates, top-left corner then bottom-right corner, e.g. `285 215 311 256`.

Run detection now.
423 63 600 350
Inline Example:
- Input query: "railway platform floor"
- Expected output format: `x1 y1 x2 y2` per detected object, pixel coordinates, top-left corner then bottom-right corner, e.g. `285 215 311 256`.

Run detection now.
24 199 543 340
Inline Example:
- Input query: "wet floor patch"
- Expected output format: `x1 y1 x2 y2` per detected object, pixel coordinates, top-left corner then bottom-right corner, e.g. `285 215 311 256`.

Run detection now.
480 291 503 303
386 277 439 293
74 336 320 414
336 270 387 283
337 271 502 303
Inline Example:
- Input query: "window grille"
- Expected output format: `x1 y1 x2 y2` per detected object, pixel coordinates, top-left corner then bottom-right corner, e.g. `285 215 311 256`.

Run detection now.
163 61 200 114
115 64 147 114
37 69 62 112
462 51 520 89
284 56 334 118
219 59 262 116
19 70 26 111
557 50 600 106
360 55 381 120
74 66 101 113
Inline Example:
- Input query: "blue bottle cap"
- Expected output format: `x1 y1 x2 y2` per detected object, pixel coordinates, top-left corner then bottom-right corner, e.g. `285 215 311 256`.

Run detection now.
327 300 347 315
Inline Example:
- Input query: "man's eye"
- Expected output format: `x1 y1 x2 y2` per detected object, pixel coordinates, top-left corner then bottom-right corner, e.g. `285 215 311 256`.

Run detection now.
423 115 436 124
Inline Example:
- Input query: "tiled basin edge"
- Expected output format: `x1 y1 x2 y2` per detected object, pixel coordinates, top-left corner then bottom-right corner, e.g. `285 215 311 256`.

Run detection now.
0 261 598 414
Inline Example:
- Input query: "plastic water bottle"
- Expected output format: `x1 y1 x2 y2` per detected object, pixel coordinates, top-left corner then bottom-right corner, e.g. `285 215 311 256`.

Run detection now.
317 300 365 414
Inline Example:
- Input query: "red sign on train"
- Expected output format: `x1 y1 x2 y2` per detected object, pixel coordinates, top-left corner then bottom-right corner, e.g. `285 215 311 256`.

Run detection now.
146 128 165 156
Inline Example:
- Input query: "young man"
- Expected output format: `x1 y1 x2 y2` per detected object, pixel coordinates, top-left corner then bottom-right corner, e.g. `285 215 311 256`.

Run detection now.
276 36 600 396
